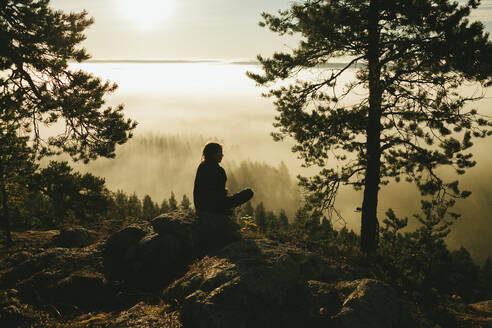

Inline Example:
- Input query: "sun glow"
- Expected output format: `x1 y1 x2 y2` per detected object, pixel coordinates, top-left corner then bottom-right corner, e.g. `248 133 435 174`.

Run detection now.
117 0 176 30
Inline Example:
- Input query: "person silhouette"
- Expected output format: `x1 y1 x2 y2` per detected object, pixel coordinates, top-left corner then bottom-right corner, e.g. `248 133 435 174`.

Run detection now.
193 142 253 215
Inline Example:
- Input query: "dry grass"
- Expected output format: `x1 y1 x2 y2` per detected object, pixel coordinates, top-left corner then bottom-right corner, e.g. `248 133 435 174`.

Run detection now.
36 303 182 328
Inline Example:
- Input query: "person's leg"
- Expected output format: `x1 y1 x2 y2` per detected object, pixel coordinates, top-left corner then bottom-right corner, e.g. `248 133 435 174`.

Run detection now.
224 188 254 209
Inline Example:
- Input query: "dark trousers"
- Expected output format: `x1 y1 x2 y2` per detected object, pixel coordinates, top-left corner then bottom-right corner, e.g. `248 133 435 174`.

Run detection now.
224 188 254 209
196 188 254 216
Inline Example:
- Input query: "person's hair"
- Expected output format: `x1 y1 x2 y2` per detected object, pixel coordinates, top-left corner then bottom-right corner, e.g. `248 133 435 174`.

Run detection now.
202 142 223 162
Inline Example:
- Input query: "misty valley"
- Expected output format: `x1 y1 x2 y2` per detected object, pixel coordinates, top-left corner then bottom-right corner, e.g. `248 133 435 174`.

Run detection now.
2 0 492 324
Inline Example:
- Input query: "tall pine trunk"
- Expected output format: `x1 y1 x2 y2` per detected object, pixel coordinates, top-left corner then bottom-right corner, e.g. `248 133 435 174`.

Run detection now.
360 0 382 253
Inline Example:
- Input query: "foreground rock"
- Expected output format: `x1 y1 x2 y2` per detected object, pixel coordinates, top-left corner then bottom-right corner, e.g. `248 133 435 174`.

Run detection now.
103 210 241 288
447 300 492 328
51 227 98 248
163 238 412 328
1 210 487 327
0 243 116 313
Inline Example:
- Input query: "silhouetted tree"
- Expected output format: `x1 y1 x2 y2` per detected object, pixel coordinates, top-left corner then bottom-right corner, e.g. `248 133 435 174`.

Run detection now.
142 194 159 220
0 128 36 243
127 193 142 218
278 209 289 230
180 194 191 210
266 210 278 232
254 202 267 232
169 192 178 210
32 161 110 226
111 190 129 220
160 199 170 213
480 257 492 299
0 0 136 235
450 247 480 301
1 0 136 161
249 0 492 252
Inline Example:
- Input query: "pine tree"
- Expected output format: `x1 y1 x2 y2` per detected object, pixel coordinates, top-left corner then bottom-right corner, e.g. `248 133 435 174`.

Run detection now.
0 126 36 243
480 257 492 299
160 199 170 213
180 194 191 210
127 193 142 218
33 161 110 226
142 195 158 220
111 190 129 220
254 202 267 232
0 0 136 237
169 191 178 210
450 247 479 301
248 0 492 252
278 209 289 230
1 0 136 161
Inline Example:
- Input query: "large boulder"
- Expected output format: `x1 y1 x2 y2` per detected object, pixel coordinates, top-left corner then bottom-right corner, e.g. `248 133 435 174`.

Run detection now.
103 223 153 283
0 243 115 313
103 210 241 288
163 238 377 328
151 210 241 254
52 227 98 248
330 279 405 328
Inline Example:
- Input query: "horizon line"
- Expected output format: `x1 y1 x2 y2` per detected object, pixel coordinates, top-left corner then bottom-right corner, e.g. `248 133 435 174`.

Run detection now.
75 59 355 67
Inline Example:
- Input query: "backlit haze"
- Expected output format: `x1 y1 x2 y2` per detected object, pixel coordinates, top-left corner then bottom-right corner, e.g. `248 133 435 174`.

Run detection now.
48 0 492 261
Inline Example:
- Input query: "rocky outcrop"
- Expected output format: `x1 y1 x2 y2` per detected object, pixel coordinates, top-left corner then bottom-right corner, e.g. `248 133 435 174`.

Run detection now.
4 209 481 327
103 210 241 288
330 279 405 328
52 227 98 248
0 243 116 313
162 238 407 328
0 289 46 328
447 299 492 327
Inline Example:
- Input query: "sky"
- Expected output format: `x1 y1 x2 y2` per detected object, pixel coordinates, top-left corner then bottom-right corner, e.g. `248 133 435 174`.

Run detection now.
49 0 298 60
50 0 492 60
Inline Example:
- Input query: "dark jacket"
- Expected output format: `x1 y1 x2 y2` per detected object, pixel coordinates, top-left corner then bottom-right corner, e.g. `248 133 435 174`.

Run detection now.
193 160 227 212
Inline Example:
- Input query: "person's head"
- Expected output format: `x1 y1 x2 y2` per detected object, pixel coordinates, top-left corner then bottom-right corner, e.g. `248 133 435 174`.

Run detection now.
202 142 223 163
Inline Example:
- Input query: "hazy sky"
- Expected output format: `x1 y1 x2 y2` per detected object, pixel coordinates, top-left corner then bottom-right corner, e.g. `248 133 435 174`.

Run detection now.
50 0 492 60
50 0 297 60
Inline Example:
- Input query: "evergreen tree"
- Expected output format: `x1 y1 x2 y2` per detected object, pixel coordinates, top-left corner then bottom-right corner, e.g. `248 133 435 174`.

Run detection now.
0 0 136 161
318 217 334 239
32 161 110 226
0 127 36 243
480 257 492 299
450 247 480 301
180 194 191 210
127 193 142 218
278 209 289 230
111 190 129 220
249 0 492 252
0 0 136 236
266 210 278 232
160 199 170 213
169 191 178 210
254 202 267 232
142 194 158 220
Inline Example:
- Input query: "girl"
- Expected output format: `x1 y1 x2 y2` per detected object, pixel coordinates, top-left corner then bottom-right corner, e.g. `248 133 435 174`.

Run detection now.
193 142 253 214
